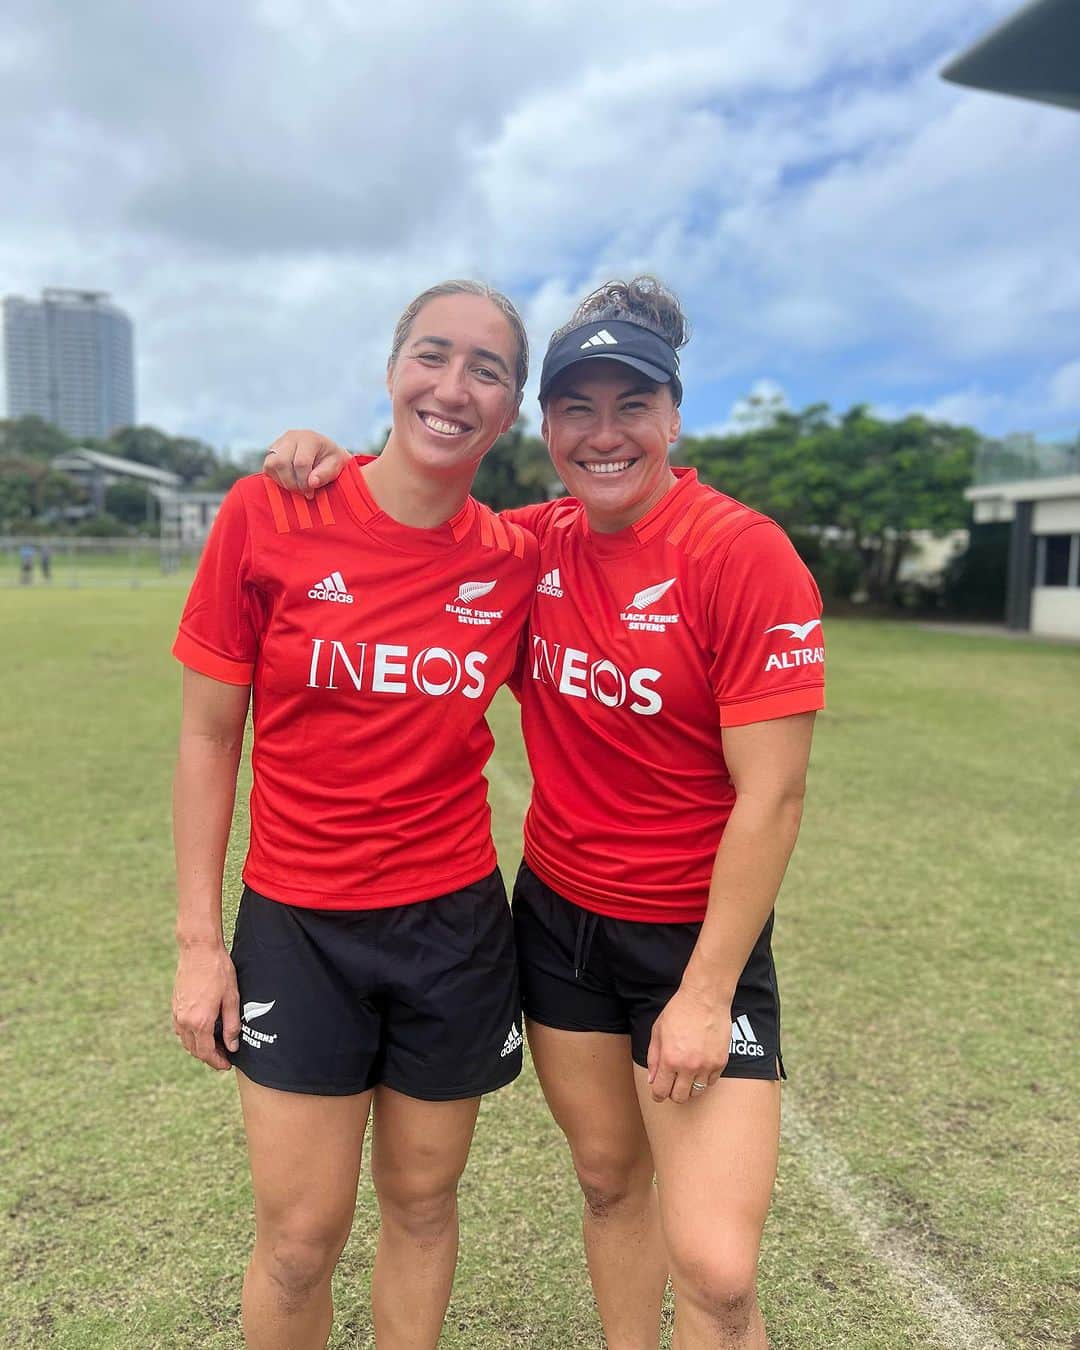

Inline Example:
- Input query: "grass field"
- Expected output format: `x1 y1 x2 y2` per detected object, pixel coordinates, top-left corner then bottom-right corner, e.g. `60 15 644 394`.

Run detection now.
1 586 1077 1349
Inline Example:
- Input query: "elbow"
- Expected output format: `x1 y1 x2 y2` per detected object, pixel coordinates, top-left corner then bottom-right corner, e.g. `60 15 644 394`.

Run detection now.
735 780 806 837
178 724 246 761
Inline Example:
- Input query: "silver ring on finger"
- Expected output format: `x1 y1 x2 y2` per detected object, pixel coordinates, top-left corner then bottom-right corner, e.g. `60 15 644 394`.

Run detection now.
691 1080 708 1093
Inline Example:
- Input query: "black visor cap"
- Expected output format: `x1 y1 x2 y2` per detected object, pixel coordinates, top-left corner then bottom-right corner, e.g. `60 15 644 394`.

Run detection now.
539 319 682 405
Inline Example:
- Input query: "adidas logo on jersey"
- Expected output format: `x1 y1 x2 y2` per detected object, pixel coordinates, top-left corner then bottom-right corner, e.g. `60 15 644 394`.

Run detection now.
763 617 824 672
241 997 279 1049
620 577 679 632
500 1022 523 1058
537 568 564 598
729 1013 765 1058
309 570 354 604
580 329 618 349
445 580 503 626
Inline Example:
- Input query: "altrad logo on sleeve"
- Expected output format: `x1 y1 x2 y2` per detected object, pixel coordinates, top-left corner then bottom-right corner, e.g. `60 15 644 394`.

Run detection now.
763 618 824 672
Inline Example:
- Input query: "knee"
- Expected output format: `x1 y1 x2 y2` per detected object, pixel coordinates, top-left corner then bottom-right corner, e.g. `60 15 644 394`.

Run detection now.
257 1222 349 1308
374 1173 458 1245
572 1146 653 1220
669 1246 759 1332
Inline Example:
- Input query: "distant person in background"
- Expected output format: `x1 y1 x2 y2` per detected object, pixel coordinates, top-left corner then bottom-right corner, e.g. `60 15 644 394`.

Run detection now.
171 280 537 1350
265 275 825 1350
39 544 52 583
18 542 35 585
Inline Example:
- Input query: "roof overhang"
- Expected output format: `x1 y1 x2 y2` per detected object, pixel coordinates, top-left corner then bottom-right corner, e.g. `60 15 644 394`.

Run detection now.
942 0 1080 111
966 473 1080 503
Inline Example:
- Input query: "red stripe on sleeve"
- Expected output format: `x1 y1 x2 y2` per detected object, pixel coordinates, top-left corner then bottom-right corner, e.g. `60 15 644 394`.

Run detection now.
172 630 254 686
685 502 734 557
689 514 734 560
479 510 495 548
665 494 711 547
718 686 824 727
293 495 313 529
263 480 292 534
489 511 511 552
315 492 335 525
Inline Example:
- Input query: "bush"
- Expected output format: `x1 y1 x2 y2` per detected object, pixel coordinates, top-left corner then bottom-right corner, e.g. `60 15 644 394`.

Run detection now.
942 523 1009 619
73 512 134 538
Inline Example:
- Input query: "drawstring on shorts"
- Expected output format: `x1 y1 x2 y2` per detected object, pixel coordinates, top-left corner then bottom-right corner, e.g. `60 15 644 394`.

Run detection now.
573 909 600 980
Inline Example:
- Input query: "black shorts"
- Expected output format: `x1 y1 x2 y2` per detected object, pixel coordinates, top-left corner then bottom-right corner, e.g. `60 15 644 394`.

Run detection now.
226 869 523 1099
513 862 784 1080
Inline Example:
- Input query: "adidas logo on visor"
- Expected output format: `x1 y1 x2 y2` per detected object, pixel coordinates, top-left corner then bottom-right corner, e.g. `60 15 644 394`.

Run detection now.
580 329 618 349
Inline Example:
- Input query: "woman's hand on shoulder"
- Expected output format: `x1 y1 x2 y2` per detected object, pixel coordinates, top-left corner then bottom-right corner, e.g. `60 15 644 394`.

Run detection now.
263 429 350 498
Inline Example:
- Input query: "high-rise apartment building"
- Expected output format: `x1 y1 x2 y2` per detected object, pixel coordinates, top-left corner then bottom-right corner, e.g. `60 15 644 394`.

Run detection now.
3 288 135 439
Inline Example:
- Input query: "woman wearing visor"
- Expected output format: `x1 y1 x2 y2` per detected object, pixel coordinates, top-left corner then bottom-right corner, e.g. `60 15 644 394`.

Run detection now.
266 277 824 1350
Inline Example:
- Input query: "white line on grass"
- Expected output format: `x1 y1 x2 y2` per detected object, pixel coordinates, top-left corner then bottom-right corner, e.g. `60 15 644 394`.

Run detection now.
783 1097 1006 1350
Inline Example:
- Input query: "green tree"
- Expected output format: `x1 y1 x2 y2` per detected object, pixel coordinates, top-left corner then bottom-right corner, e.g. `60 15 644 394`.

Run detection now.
0 416 76 461
0 454 84 527
471 420 559 512
103 426 219 485
105 478 158 527
195 451 264 491
683 403 976 604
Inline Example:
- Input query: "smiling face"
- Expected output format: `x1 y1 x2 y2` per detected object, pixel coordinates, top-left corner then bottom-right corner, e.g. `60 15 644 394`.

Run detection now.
542 359 681 532
385 293 520 479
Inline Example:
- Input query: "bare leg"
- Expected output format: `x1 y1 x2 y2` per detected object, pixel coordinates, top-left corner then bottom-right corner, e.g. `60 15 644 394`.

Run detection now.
636 1072 779 1350
237 1071 373 1350
369 1086 482 1350
528 1021 668 1350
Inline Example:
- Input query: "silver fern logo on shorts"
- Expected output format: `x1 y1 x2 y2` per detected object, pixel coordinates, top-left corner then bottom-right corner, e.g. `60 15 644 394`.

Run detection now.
241 998 279 1049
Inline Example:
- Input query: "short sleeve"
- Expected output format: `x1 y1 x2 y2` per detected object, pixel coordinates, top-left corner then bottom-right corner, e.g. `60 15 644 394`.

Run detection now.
708 522 825 727
172 484 261 685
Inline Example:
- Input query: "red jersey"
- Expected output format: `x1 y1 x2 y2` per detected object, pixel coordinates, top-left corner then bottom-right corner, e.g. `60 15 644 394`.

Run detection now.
174 456 538 910
506 468 824 923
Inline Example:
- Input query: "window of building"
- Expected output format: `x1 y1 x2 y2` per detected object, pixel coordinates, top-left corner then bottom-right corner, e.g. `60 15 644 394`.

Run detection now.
1036 534 1077 587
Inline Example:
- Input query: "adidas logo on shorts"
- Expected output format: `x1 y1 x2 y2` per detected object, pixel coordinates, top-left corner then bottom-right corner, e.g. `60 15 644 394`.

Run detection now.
729 1013 765 1058
500 1021 523 1058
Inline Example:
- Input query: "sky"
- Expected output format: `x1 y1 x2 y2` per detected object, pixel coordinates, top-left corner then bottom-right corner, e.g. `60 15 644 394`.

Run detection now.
2 0 1079 452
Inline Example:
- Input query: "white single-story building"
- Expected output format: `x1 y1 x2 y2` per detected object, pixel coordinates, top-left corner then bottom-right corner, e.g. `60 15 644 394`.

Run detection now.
966 475 1080 638
157 489 226 546
52 446 181 511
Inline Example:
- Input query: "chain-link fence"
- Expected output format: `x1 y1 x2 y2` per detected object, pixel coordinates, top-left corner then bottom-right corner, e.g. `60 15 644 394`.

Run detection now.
2 536 200 588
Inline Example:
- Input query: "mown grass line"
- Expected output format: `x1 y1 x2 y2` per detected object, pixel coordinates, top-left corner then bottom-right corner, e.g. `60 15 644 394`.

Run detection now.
1 593 1075 1347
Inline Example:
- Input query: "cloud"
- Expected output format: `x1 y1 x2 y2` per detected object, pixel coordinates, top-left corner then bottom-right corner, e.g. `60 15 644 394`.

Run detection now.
1 0 1076 447
1049 359 1080 412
